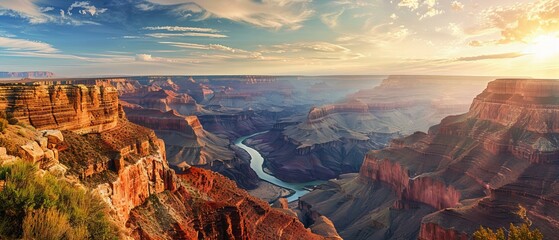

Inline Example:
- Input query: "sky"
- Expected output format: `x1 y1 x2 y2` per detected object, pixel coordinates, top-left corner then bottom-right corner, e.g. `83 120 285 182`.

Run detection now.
0 0 558 77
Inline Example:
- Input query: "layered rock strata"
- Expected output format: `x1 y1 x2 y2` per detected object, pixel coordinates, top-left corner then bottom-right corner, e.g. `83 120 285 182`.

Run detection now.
300 79 559 239
124 108 259 189
0 84 120 134
248 75 492 182
0 82 328 239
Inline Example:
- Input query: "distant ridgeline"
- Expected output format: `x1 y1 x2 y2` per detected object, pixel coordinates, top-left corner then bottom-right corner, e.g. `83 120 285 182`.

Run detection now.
0 72 54 79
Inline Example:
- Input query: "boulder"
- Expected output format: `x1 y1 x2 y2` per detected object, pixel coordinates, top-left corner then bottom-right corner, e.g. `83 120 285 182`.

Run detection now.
35 136 48 150
42 130 64 145
19 141 45 163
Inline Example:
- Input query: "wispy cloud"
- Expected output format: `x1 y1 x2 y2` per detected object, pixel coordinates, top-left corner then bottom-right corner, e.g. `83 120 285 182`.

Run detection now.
146 0 314 30
0 0 49 23
146 32 227 38
456 52 524 61
0 0 105 25
0 36 58 53
159 41 263 59
473 0 559 44
143 26 220 33
144 25 227 38
321 9 344 28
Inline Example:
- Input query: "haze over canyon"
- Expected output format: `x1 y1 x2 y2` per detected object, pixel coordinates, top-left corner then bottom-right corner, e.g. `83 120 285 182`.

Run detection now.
1 0 558 239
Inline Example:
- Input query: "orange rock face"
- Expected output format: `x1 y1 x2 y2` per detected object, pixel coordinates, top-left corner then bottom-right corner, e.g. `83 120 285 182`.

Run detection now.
0 84 120 134
127 167 324 240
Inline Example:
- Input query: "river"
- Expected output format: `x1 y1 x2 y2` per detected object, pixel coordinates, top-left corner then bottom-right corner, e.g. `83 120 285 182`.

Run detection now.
234 132 326 202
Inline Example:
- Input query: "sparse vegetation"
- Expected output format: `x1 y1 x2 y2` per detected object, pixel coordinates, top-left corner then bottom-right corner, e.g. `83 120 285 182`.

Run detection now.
0 161 119 239
6 112 18 125
0 118 7 133
473 223 543 240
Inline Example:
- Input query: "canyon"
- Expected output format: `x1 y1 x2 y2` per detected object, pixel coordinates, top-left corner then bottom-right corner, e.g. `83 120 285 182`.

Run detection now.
0 80 330 239
300 79 559 239
0 71 55 79
246 75 492 182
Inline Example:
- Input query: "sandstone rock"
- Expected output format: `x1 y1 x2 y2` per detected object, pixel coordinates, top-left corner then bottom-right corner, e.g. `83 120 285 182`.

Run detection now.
127 167 326 240
309 216 343 240
42 130 64 144
18 141 44 163
0 85 120 134
300 79 559 239
124 107 260 189
35 136 48 150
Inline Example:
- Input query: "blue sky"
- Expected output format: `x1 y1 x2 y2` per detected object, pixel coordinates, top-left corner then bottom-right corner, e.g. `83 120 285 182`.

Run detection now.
0 0 558 77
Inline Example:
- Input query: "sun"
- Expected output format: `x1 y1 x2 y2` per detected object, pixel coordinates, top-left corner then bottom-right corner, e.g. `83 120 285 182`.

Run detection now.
523 33 559 59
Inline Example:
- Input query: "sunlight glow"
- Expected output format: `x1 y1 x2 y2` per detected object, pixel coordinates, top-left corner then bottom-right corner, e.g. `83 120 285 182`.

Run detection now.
524 33 559 59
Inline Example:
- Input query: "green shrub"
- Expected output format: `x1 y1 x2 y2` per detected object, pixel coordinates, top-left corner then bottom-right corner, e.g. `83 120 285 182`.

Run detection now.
0 161 119 239
22 208 71 240
473 223 543 240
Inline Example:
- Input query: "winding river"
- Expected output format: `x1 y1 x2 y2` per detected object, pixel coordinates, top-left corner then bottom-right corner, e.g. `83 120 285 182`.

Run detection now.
234 132 326 202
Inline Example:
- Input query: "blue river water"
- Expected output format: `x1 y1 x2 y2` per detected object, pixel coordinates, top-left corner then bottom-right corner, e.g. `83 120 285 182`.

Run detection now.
234 132 326 202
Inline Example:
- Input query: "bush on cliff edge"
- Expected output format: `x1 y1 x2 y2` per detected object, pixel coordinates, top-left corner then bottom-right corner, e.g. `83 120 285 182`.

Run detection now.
0 161 119 239
473 223 543 240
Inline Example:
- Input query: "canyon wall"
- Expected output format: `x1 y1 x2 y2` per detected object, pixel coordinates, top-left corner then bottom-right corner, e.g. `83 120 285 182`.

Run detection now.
0 84 120 134
0 81 326 239
124 107 260 189
247 75 492 182
300 79 559 239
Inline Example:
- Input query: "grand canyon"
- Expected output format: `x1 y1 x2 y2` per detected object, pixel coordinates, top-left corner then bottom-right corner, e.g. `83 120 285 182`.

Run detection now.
1 0 558 239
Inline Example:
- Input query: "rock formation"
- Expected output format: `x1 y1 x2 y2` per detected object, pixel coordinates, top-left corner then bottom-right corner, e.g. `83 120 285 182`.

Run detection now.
299 79 559 239
128 167 324 240
0 84 120 134
0 81 329 239
124 107 260 189
247 75 492 182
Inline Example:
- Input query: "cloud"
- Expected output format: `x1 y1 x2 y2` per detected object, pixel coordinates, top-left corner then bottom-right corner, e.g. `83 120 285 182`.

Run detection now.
144 25 226 38
135 54 175 62
397 0 443 19
146 0 314 30
146 32 227 38
475 0 559 44
451 1 464 11
143 26 220 33
0 0 50 23
398 0 419 10
321 9 344 28
268 42 351 53
468 40 482 47
136 3 155 11
0 36 58 53
159 41 263 59
68 1 107 16
456 52 524 61
40 6 54 12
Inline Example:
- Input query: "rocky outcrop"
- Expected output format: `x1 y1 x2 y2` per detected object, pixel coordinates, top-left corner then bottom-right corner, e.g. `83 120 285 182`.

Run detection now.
0 84 120 134
124 107 260 189
300 79 559 239
120 87 202 115
127 167 325 240
247 75 492 182
0 80 335 239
